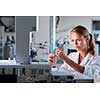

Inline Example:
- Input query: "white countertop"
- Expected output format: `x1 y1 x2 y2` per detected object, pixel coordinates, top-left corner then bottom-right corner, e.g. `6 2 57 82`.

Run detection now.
0 60 19 65
0 60 51 68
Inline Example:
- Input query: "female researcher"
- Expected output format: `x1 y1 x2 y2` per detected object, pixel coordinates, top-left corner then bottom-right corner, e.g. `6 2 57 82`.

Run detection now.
48 25 100 79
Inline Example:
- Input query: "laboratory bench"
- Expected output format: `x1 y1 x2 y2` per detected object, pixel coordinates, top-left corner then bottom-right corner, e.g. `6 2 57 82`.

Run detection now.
0 61 95 83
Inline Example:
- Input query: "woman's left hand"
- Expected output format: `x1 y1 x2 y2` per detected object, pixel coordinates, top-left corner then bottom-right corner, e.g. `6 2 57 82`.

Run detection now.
56 47 66 60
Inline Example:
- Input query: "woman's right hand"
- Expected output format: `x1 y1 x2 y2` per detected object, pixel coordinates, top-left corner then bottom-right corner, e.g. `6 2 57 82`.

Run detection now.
48 53 54 64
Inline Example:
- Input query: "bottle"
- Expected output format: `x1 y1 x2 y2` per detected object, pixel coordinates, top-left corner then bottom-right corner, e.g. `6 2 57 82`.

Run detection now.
9 44 14 60
51 42 60 71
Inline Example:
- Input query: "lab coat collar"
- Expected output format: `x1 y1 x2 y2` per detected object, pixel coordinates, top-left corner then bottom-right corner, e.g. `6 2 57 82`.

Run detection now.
75 52 80 63
75 52 94 65
79 52 94 66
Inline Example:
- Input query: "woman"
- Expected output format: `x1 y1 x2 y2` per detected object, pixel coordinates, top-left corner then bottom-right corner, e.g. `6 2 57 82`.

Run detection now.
48 25 100 79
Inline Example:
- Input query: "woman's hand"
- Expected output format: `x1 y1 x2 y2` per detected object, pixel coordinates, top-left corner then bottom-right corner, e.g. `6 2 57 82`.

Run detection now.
56 47 66 61
48 53 54 64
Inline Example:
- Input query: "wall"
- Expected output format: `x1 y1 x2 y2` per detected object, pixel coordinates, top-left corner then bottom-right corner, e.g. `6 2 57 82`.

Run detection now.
36 16 50 44
57 16 100 33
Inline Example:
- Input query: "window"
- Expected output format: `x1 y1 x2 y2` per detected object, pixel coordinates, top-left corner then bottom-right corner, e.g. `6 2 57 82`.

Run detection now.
92 21 100 31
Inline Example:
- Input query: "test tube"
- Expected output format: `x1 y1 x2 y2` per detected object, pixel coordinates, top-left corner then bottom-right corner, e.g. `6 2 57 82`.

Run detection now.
51 42 60 71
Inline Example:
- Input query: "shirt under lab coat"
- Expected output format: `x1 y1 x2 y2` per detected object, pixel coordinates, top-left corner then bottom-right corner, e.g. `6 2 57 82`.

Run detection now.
59 52 100 79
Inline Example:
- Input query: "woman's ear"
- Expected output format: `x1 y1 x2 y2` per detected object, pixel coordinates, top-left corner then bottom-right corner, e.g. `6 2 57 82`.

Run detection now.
86 35 90 41
87 37 90 41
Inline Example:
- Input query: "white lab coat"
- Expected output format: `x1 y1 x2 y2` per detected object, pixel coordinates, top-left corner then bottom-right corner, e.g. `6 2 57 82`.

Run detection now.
59 52 100 79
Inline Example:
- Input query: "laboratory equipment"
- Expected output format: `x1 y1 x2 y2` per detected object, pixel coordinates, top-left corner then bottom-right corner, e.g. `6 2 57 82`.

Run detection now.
3 36 14 60
51 42 60 71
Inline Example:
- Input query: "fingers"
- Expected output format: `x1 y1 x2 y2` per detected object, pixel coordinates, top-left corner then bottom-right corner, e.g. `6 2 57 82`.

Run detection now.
48 53 54 64
48 57 53 62
56 51 62 56
48 48 64 64
48 53 53 58
56 48 63 56
56 48 65 60
56 47 63 53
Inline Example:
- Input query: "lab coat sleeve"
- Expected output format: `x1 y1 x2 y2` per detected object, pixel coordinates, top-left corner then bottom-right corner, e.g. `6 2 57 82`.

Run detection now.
83 56 100 79
58 52 76 72
58 62 69 72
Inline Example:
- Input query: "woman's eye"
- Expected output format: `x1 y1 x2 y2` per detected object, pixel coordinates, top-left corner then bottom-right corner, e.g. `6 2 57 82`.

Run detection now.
71 40 74 42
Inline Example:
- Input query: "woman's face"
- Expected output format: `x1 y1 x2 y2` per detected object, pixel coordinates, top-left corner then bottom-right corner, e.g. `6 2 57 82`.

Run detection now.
70 32 88 52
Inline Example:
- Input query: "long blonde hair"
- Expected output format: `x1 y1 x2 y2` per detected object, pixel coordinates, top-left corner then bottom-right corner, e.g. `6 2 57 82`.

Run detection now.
70 25 96 55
